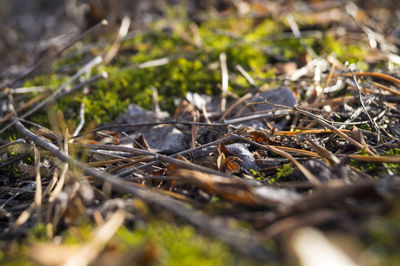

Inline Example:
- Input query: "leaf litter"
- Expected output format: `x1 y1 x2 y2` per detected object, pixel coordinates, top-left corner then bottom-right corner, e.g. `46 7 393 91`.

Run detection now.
1 0 400 265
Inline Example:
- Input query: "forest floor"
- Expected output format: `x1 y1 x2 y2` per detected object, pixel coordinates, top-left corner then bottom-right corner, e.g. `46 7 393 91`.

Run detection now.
1 0 400 265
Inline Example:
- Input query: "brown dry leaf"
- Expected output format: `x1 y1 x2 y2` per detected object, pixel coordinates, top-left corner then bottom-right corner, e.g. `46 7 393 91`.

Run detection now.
175 169 259 205
175 169 301 206
239 128 281 145
223 156 242 174
250 131 270 144
133 134 151 151
216 144 243 173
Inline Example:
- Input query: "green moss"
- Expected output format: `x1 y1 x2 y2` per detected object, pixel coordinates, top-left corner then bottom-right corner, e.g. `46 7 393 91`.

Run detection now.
12 7 373 133
383 148 400 174
250 169 267 181
0 256 36 266
250 164 294 184
61 223 95 245
23 73 67 90
2 219 262 266
350 148 400 178
321 35 370 67
276 163 294 180
245 19 284 41
54 52 84 70
11 15 299 130
27 223 47 243
363 202 400 265
0 224 48 266
116 221 260 266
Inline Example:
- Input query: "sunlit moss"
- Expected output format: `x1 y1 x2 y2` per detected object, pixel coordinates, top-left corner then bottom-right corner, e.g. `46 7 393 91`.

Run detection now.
363 202 400 266
350 148 400 178
250 169 266 181
276 163 294 179
321 35 370 66
383 148 400 174
245 18 284 42
13 7 375 133
116 221 260 266
3 220 262 266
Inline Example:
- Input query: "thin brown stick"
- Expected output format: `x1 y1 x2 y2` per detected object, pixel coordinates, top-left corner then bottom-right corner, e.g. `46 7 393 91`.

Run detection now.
0 93 48 124
372 81 400 96
71 142 233 178
340 71 400 86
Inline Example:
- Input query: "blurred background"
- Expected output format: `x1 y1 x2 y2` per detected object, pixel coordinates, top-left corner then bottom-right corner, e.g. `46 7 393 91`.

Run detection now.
1 0 399 76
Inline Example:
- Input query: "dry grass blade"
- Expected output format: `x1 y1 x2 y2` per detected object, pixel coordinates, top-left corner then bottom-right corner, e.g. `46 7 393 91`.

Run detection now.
87 155 152 168
12 204 35 232
103 16 130 65
289 227 358 266
191 110 200 148
220 92 253 119
270 145 320 158
220 52 229 112
49 130 69 202
11 146 43 231
63 210 126 266
43 170 58 198
274 129 352 136
347 154 400 163
34 146 42 222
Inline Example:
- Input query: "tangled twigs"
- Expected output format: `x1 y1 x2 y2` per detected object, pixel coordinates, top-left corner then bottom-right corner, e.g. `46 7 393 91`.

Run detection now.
12 118 275 262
